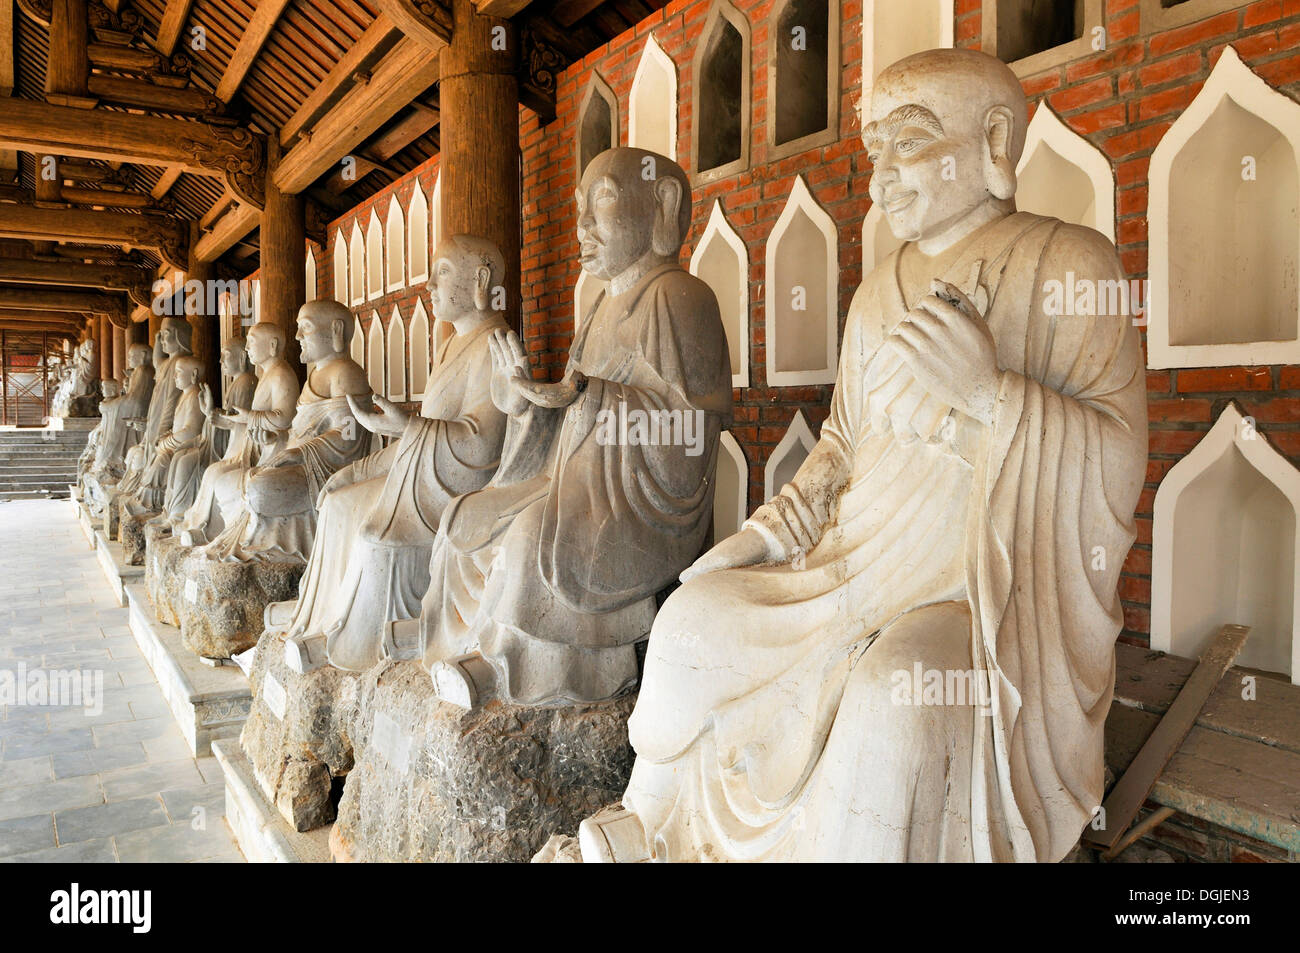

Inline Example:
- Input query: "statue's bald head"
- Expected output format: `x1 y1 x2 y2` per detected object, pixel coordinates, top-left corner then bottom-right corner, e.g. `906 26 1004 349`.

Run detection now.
865 48 1027 243
295 299 352 364
577 147 692 279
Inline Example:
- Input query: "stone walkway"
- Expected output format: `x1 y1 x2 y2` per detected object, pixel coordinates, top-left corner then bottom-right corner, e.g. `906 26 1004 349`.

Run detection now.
0 499 244 862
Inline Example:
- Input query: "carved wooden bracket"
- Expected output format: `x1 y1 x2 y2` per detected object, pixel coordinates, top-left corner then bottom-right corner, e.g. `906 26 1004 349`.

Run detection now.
179 124 267 210
518 24 565 124
87 0 145 45
375 0 453 51
305 199 331 248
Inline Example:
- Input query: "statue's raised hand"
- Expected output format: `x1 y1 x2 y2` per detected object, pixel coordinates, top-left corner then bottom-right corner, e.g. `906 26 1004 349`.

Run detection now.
347 393 408 437
679 527 780 584
884 279 1000 427
198 383 214 418
489 328 532 416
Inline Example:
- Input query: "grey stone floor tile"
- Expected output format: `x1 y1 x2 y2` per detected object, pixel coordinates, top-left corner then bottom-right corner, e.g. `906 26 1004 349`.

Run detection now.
1 725 95 761
0 775 102 821
161 782 226 822
113 819 240 863
0 813 56 857
91 716 177 747
100 759 204 801
0 754 53 789
0 837 118 863
55 795 169 845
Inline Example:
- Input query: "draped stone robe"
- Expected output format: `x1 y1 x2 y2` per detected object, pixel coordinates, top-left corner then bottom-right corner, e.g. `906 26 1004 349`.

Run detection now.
89 363 155 479
116 351 189 497
133 384 206 512
420 263 733 706
161 371 257 526
621 212 1147 863
287 316 511 672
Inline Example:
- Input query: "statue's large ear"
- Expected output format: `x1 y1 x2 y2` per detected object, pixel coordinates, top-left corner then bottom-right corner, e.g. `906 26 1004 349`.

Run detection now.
651 175 684 257
473 264 492 311
983 104 1017 201
332 318 347 354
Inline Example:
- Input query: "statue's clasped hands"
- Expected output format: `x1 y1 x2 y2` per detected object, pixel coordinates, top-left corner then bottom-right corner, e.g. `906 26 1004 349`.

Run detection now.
489 328 585 415
883 279 1000 427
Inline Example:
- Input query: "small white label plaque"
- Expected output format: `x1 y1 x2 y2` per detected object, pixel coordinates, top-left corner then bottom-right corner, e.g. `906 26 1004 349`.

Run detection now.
373 712 410 773
263 673 287 721
184 579 199 603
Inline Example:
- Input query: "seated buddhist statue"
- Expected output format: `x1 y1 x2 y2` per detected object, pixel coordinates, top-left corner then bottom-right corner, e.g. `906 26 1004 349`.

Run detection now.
177 322 299 546
197 301 374 564
82 343 155 517
576 49 1147 864
417 147 732 708
275 234 512 673
123 355 207 516
115 318 194 501
54 339 99 417
79 379 122 478
156 337 258 528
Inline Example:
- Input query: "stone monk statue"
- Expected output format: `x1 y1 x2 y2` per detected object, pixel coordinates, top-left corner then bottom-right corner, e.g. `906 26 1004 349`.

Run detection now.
115 317 194 501
417 147 732 708
124 355 207 515
177 322 299 545
82 343 154 517
275 234 512 674
197 301 374 564
576 49 1147 863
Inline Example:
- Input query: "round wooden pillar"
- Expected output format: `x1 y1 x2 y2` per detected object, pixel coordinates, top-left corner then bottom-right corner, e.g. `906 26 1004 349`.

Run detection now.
96 315 111 382
262 133 306 376
440 0 521 331
186 237 222 391
112 324 126 380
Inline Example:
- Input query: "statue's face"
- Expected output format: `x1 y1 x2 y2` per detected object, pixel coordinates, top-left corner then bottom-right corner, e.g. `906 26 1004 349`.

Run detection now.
865 79 995 243
428 242 476 321
128 348 146 369
575 152 656 280
220 345 244 377
175 364 198 390
158 324 180 356
246 326 276 365
296 312 335 364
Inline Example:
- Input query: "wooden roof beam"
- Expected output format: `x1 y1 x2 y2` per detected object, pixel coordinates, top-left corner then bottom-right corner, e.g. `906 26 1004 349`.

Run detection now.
475 0 535 16
154 0 195 57
550 0 610 27
0 285 126 318
0 203 188 271
0 256 152 291
214 0 292 103
193 202 258 264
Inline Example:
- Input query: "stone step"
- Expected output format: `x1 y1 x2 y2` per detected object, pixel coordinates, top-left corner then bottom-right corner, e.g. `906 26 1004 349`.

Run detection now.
0 490 69 501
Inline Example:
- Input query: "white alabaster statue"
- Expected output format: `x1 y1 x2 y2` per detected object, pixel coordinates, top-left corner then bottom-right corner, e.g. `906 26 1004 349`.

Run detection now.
78 379 123 477
124 355 208 516
177 322 299 546
157 338 258 527
418 147 733 708
115 318 194 500
82 343 155 515
274 235 512 674
197 301 374 564
577 49 1147 863
53 338 99 417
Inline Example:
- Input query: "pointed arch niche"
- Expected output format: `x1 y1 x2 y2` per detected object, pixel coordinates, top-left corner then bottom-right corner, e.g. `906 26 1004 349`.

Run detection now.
333 230 348 304
862 204 904 272
431 174 443 253
409 300 431 400
349 223 365 306
691 0 750 182
1152 403 1300 684
713 431 748 541
764 410 817 501
765 175 838 386
408 186 430 285
366 313 384 395
768 0 839 160
862 0 954 107
305 246 318 301
629 34 677 160
577 73 619 179
387 308 407 401
386 196 406 292
1016 104 1115 241
1148 47 1300 369
366 211 384 300
690 200 749 387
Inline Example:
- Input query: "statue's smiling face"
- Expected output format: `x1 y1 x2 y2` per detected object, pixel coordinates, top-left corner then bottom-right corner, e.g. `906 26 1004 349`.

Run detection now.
296 313 333 364
576 153 655 280
865 88 992 243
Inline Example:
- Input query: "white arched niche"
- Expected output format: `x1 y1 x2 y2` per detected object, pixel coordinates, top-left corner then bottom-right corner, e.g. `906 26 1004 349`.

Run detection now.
764 410 817 501
408 186 429 285
765 175 838 387
1016 103 1115 241
409 299 431 400
349 223 365 306
574 269 605 332
1148 46 1300 369
577 72 619 179
387 307 406 401
431 173 443 253
305 246 317 302
366 313 384 395
629 34 677 160
1152 403 1300 684
350 319 366 369
862 204 904 272
333 230 348 304
690 200 749 388
366 210 384 301
386 195 406 292
862 0 954 108
713 430 748 541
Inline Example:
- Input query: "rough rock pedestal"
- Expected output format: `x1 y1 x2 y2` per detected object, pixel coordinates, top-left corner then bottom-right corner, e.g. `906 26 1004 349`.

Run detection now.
144 527 189 627
118 501 149 565
177 553 304 659
240 629 361 832
330 660 635 863
62 393 102 418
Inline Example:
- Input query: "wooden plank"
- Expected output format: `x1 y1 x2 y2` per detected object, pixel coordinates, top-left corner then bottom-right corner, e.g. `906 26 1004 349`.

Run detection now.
192 203 258 263
0 203 186 252
1086 624 1249 851
367 103 440 162
151 166 183 201
279 14 401 148
475 0 534 15
215 0 293 103
273 38 441 194
551 0 609 28
0 257 151 289
155 0 196 57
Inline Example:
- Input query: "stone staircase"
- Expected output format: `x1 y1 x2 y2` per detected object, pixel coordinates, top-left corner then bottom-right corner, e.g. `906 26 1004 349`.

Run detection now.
0 425 92 502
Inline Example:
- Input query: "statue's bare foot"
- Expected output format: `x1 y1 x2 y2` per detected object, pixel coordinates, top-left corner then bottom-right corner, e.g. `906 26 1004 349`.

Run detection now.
383 618 421 661
283 631 328 674
578 806 651 863
428 653 496 709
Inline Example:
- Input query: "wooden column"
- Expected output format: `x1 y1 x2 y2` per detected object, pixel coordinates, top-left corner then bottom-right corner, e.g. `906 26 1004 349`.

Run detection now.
186 225 221 390
440 0 521 331
128 319 147 347
112 324 125 380
148 307 162 342
96 314 111 382
34 154 62 204
262 133 305 376
46 0 90 105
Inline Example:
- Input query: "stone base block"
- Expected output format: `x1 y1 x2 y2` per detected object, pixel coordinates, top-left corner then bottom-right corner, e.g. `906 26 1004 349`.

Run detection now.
144 526 187 627
76 501 96 548
331 660 636 863
61 394 101 417
124 582 252 756
118 504 152 565
101 493 120 540
94 530 143 607
176 554 304 660
240 629 362 832
212 739 332 863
